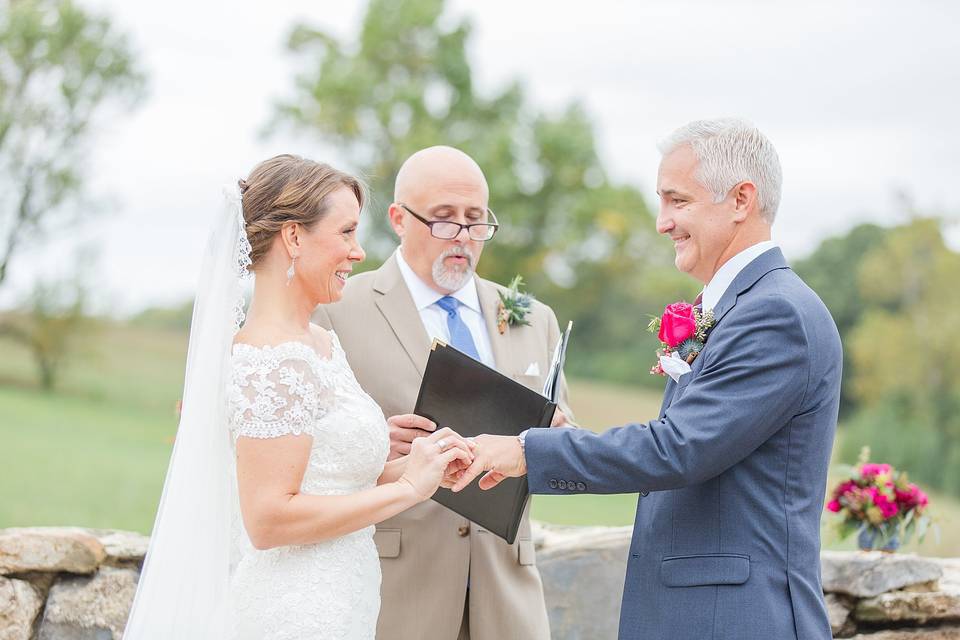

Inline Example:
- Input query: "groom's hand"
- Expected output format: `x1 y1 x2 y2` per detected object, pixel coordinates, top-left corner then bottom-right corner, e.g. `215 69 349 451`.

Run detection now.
451 434 527 493
439 456 471 489
386 414 437 460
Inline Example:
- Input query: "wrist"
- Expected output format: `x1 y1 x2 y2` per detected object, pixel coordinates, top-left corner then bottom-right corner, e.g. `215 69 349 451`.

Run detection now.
516 431 528 475
396 476 427 503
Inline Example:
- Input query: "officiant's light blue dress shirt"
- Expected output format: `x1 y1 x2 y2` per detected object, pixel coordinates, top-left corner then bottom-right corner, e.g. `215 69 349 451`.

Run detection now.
395 248 496 368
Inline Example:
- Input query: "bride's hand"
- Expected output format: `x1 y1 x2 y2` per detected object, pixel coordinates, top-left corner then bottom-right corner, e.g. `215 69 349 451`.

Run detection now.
399 428 474 500
440 454 472 489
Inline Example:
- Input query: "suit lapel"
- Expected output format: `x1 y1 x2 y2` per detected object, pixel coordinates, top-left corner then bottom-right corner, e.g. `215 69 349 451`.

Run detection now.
660 247 791 414
477 278 511 371
373 253 432 378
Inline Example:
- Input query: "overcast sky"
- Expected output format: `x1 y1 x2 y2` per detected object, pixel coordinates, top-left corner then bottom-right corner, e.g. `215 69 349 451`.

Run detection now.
4 0 958 313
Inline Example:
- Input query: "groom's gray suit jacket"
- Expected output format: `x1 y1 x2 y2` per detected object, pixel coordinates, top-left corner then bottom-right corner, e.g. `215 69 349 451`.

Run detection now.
525 248 841 640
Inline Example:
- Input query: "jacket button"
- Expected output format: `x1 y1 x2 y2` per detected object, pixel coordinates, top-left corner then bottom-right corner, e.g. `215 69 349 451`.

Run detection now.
458 525 470 537
567 480 576 490
558 480 567 489
576 482 586 491
549 479 558 489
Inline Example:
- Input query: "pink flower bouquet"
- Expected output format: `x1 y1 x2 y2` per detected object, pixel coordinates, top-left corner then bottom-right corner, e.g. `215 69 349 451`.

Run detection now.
826 448 932 552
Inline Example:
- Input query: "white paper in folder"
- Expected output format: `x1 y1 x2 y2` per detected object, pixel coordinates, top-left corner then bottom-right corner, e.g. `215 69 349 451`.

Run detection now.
542 320 572 403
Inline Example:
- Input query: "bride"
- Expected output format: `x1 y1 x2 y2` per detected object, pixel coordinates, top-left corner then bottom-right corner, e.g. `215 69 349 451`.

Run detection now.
123 155 474 639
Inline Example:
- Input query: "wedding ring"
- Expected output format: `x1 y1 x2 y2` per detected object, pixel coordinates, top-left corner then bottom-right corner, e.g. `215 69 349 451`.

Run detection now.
437 439 448 451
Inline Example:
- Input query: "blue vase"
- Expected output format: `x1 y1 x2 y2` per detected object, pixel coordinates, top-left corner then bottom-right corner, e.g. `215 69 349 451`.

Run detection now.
858 528 900 552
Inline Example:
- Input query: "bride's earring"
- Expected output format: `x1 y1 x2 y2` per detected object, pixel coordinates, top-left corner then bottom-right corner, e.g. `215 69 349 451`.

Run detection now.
286 256 297 287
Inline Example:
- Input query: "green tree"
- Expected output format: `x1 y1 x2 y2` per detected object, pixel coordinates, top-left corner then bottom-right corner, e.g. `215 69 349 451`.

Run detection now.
794 223 888 416
0 0 145 288
0 275 93 390
840 218 960 494
274 0 688 388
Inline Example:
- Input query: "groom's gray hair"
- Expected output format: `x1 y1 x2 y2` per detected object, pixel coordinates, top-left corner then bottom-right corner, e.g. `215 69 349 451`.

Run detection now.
658 118 783 224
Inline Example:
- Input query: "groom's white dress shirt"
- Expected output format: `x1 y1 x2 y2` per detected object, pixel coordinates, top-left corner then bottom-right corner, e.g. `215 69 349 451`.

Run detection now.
700 240 777 313
395 247 496 368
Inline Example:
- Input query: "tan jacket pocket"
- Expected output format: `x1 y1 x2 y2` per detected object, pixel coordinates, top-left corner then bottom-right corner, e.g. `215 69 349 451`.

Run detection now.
374 528 401 558
518 539 536 566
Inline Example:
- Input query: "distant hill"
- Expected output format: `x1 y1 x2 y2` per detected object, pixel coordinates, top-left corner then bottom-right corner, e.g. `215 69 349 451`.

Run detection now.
130 300 193 331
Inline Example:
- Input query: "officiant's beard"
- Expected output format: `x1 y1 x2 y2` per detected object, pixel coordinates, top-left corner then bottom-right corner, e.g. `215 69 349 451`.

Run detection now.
432 246 475 291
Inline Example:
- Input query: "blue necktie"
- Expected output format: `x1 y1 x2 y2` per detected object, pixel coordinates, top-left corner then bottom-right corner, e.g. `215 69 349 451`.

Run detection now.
435 296 481 361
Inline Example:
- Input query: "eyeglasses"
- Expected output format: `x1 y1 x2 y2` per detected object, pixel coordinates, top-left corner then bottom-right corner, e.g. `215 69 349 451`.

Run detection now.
398 203 499 242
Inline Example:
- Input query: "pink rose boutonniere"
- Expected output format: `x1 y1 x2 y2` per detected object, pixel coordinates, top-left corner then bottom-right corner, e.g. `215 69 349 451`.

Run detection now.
647 301 715 376
658 302 697 347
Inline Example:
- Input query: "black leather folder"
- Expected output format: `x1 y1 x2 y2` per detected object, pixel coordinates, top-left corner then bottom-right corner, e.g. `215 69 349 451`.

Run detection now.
413 341 557 544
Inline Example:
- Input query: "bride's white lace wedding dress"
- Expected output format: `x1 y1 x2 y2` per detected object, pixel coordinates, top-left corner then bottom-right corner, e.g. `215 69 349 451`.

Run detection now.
226 332 390 639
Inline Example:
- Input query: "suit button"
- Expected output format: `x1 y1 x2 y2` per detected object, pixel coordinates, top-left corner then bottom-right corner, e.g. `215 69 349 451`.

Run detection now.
576 482 586 491
549 479 558 489
567 480 576 490
458 525 470 537
639 490 649 497
558 480 567 489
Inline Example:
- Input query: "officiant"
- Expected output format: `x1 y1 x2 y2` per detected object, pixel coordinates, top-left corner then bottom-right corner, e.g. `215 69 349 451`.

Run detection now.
314 145 574 640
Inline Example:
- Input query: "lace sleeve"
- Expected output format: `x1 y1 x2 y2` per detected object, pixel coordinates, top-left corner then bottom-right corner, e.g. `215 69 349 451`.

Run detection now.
228 350 332 440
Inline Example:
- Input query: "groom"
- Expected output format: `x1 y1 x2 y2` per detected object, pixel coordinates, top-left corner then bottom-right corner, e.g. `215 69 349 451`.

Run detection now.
314 145 573 639
454 119 842 640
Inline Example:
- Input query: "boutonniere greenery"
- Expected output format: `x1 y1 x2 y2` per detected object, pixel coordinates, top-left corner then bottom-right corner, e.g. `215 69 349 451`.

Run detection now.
647 301 715 376
497 275 534 334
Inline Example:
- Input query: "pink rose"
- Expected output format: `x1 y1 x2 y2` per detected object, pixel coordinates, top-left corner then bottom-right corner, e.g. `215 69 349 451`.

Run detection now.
658 302 697 347
895 485 921 509
860 463 892 477
893 483 931 516
834 480 856 498
826 500 841 513
870 488 900 520
876 495 898 518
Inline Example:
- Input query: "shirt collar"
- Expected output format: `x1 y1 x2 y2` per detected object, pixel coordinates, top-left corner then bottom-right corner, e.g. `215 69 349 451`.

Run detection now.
701 240 777 312
395 247 482 314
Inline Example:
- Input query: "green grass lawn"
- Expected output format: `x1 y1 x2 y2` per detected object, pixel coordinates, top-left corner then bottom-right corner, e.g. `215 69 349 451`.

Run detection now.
1 324 956 555
0 386 171 532
0 324 185 533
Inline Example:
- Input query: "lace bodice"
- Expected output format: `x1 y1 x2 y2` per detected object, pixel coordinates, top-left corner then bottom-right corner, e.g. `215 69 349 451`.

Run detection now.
225 331 389 639
227 333 389 495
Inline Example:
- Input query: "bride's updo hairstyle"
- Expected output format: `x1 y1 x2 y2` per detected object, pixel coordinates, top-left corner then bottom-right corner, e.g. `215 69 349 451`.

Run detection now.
238 154 364 270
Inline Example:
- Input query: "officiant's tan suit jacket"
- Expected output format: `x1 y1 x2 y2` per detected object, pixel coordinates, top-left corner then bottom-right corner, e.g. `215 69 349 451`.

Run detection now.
313 251 573 640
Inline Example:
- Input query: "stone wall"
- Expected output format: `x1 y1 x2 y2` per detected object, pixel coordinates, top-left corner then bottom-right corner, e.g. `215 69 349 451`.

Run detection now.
1 524 958 639
535 524 960 640
0 528 146 639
